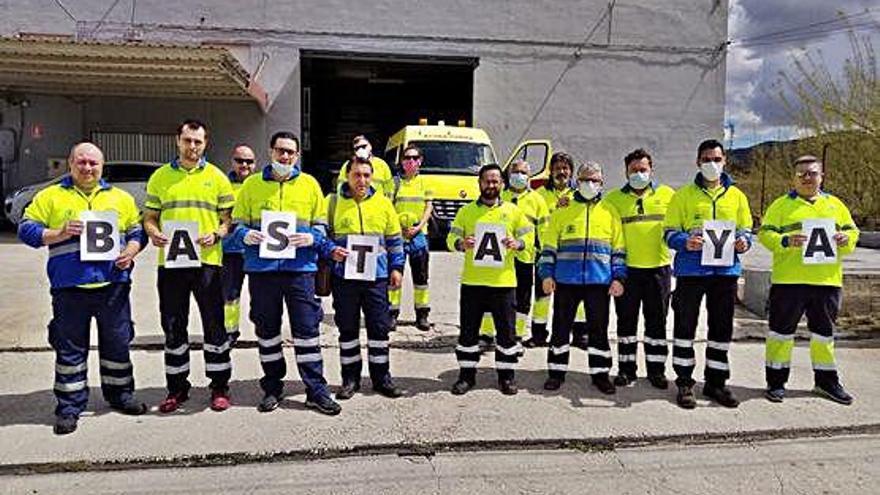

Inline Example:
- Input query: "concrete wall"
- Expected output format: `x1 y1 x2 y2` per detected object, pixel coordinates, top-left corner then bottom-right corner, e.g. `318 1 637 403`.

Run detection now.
1 0 728 191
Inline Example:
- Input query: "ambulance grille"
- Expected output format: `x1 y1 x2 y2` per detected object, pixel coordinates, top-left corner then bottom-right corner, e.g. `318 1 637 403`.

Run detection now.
432 199 470 220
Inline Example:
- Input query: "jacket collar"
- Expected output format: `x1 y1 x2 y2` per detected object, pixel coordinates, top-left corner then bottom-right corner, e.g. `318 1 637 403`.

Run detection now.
694 171 734 189
573 191 602 203
170 156 207 170
341 182 376 200
478 196 503 207
788 189 827 200
228 170 244 183
60 175 111 191
261 163 302 181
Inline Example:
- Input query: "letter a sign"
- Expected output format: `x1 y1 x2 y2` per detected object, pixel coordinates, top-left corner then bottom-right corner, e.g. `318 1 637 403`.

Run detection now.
701 219 736 267
260 211 297 259
802 218 837 265
473 223 506 268
80 210 120 261
344 234 379 281
163 220 201 268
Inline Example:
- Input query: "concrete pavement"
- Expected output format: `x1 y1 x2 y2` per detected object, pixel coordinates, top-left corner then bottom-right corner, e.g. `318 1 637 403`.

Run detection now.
1 341 879 470
7 435 879 494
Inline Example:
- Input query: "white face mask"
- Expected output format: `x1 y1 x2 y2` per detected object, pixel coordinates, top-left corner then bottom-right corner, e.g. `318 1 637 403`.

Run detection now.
355 148 371 161
578 180 601 200
628 171 651 190
271 161 294 177
508 172 528 190
700 161 723 181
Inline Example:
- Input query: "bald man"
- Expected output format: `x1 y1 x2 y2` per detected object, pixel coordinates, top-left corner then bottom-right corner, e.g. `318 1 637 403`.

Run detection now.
222 144 256 344
18 142 148 434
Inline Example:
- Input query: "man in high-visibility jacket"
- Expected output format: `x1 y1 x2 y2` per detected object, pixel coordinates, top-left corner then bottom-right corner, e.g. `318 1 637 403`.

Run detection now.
447 164 534 395
604 148 675 389
527 152 589 349
758 155 859 405
19 142 147 435
336 135 394 197
388 144 433 331
231 131 341 416
143 119 235 413
325 156 406 400
222 144 256 344
664 139 752 409
479 159 549 345
538 161 626 394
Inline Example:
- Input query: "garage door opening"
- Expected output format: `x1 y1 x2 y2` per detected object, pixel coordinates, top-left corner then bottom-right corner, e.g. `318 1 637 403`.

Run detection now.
300 51 477 190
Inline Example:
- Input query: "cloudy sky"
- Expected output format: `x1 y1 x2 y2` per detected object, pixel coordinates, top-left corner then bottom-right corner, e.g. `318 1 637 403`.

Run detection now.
725 0 880 148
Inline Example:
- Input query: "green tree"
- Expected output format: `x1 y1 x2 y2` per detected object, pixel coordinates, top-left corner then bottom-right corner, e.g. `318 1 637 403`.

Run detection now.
776 29 880 227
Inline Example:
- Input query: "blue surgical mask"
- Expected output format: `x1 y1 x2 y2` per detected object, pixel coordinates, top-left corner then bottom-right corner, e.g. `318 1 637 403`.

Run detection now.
271 161 294 177
628 171 651 190
509 172 528 190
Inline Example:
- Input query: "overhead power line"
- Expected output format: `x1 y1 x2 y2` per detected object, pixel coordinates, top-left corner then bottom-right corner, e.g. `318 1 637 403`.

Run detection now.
731 8 878 48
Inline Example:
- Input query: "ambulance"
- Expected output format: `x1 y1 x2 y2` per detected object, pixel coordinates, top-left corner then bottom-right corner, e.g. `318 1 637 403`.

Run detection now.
383 120 551 243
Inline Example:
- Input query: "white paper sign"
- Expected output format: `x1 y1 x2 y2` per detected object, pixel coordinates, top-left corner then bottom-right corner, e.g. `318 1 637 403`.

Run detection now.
344 234 380 281
701 219 736 267
79 210 120 261
473 223 507 268
802 218 837 264
260 211 297 259
163 220 201 269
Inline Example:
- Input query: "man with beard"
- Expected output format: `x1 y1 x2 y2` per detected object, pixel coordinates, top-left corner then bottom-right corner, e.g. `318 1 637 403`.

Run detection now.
525 152 588 349
447 164 534 395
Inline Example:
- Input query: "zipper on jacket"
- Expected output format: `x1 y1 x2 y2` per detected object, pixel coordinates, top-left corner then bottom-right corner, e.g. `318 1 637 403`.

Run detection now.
702 185 730 220
582 201 590 285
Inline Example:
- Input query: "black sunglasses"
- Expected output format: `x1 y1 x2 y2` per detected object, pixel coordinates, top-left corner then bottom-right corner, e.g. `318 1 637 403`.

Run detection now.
233 158 255 165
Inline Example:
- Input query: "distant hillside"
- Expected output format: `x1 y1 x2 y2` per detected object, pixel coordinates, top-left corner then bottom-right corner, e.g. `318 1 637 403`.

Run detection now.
729 130 879 230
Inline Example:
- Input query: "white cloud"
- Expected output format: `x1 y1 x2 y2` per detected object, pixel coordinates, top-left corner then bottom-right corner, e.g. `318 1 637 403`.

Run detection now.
724 0 880 148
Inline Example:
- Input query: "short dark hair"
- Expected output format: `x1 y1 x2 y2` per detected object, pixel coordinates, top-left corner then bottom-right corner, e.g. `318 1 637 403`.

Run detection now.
177 119 208 138
348 155 374 172
550 152 574 171
270 131 300 151
478 163 503 180
697 139 724 158
624 148 653 167
402 144 422 157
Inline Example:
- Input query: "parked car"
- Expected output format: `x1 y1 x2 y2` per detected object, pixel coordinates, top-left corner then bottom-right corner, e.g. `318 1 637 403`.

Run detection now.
4 161 162 225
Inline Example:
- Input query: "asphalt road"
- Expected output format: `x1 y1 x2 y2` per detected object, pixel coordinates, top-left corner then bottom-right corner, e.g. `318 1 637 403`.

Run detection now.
5 435 878 494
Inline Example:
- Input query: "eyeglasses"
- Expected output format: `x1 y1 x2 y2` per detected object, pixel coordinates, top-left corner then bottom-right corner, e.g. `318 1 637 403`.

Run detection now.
233 158 255 165
354 144 369 151
402 155 421 161
273 147 298 156
796 171 823 179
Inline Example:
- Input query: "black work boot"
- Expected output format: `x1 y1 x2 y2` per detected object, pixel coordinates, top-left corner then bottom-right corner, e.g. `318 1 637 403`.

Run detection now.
389 310 400 332
415 308 432 331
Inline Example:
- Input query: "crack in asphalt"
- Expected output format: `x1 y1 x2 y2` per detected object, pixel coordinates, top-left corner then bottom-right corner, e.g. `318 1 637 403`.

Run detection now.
3 423 879 477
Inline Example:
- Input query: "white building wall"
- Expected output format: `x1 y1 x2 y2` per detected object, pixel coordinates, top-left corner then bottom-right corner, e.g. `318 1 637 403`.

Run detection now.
0 0 727 189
